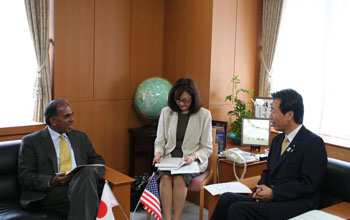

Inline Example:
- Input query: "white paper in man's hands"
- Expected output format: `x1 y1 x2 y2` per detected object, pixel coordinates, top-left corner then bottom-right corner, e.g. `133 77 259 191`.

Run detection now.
204 182 252 196
56 164 104 175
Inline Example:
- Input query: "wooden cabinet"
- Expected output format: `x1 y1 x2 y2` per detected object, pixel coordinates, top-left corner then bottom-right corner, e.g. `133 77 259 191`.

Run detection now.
128 126 157 177
217 159 266 183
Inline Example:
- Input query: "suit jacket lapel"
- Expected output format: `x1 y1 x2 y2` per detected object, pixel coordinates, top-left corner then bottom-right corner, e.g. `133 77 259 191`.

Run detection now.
269 135 284 174
181 113 194 147
40 127 58 172
169 112 178 147
67 131 80 165
269 126 306 175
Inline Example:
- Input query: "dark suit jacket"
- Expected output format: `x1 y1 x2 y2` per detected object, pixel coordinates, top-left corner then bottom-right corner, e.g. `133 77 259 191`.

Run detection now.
258 125 327 219
18 126 105 208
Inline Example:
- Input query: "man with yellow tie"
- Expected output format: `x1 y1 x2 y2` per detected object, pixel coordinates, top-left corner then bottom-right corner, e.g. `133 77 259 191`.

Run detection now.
211 89 328 220
18 99 105 220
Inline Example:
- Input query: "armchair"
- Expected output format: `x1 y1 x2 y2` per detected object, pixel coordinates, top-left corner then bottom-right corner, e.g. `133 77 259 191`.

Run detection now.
187 128 218 220
147 128 218 220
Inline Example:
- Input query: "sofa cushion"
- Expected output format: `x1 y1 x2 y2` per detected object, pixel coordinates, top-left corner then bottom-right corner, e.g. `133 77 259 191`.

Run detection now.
319 157 350 209
0 140 22 201
0 201 65 220
0 174 21 201
0 140 20 174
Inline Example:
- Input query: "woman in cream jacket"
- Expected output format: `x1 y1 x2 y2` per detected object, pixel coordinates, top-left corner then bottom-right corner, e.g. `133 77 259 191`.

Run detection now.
153 78 212 220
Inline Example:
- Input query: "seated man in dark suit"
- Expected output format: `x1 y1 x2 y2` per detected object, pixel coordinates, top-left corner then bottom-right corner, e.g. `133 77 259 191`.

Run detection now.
211 89 328 220
18 98 105 220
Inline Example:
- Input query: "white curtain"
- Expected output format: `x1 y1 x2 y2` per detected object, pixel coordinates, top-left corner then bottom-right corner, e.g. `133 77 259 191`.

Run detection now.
24 0 52 122
258 0 284 97
271 0 350 139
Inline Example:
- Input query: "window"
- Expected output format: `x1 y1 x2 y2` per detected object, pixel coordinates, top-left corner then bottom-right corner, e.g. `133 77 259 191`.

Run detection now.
0 2 37 127
271 0 350 140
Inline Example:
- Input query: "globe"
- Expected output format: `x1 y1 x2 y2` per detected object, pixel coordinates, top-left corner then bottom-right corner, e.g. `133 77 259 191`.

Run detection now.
134 77 172 121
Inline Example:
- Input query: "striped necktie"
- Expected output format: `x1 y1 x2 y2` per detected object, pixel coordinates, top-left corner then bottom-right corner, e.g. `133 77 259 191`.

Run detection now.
59 134 72 173
280 136 289 155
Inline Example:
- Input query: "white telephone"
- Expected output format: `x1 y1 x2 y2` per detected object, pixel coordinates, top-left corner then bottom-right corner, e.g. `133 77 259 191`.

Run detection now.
219 148 258 180
220 148 257 164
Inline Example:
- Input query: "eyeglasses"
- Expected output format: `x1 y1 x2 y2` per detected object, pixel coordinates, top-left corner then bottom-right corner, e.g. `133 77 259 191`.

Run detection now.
175 98 192 104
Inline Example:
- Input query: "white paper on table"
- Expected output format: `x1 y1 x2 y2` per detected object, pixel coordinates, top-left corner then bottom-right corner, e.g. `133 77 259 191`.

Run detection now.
204 182 252 196
289 210 345 220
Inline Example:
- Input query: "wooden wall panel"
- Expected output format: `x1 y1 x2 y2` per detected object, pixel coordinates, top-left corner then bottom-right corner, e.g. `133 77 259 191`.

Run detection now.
130 0 165 98
163 0 187 82
234 0 259 95
54 0 94 101
209 105 234 124
94 0 131 100
0 124 46 142
209 0 237 106
69 100 131 174
326 145 350 162
163 0 213 105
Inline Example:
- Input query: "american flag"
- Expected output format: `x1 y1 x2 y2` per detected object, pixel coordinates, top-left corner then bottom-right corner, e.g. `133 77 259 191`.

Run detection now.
140 174 162 220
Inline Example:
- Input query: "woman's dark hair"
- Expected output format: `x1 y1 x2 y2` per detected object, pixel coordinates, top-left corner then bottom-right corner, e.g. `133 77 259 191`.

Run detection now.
168 78 202 113
271 89 304 124
44 98 70 125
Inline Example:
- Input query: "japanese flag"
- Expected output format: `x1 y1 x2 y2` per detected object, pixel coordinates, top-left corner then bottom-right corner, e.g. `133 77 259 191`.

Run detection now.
96 180 119 220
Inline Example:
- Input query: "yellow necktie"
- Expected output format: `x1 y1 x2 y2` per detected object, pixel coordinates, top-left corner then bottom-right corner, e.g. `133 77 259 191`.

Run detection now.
59 134 72 173
280 136 289 155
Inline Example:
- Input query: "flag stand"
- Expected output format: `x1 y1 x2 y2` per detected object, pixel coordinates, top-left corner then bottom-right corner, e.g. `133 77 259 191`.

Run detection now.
131 172 159 220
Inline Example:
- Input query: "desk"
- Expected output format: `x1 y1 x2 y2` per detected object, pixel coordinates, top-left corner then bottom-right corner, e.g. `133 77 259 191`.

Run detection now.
217 159 266 182
103 167 135 219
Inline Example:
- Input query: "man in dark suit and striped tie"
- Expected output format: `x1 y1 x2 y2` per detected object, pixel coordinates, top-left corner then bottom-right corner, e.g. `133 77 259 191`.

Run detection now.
211 89 327 220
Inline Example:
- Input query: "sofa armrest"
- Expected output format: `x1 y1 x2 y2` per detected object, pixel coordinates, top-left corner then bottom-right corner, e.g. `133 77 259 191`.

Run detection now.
102 166 135 220
235 175 260 193
321 202 350 220
103 166 135 185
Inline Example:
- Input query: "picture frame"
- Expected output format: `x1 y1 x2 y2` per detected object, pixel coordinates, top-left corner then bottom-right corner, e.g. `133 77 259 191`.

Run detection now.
254 97 273 119
212 120 227 153
241 117 271 151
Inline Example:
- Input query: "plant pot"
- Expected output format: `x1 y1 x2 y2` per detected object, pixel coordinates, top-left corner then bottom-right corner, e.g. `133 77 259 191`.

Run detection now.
227 132 241 145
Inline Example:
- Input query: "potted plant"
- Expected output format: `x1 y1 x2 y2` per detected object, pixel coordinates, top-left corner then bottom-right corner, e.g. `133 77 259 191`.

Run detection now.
225 76 254 145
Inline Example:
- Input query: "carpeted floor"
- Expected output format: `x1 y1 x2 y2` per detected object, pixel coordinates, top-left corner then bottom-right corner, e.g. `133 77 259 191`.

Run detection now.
130 200 209 220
